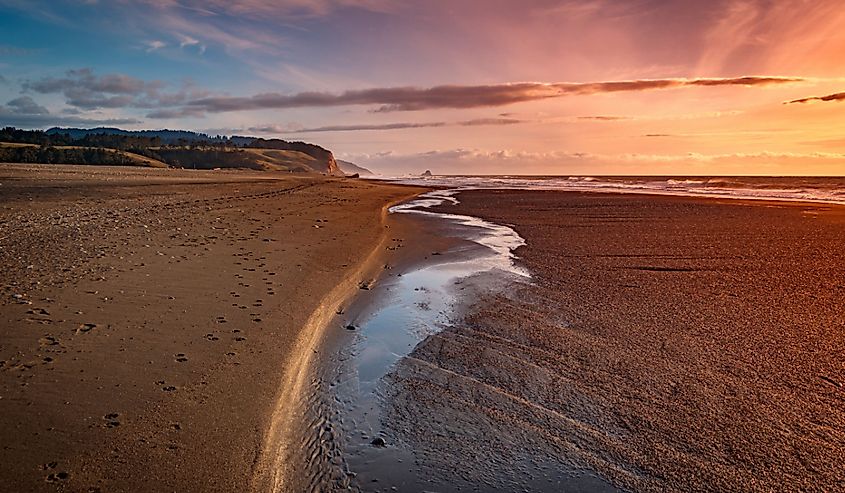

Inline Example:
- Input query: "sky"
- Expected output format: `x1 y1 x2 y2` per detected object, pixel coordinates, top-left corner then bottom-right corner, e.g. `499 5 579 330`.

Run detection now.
1 0 845 175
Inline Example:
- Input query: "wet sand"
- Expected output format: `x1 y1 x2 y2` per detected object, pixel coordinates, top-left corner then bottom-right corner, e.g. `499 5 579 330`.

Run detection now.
0 164 426 492
384 190 845 492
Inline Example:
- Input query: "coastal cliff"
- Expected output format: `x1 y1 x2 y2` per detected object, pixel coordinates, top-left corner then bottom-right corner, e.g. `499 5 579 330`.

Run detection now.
0 127 346 175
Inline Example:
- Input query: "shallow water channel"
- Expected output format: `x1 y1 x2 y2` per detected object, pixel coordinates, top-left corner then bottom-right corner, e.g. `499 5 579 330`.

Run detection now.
326 189 530 491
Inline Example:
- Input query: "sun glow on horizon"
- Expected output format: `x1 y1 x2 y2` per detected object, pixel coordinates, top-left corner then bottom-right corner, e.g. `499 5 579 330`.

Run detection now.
1 0 845 175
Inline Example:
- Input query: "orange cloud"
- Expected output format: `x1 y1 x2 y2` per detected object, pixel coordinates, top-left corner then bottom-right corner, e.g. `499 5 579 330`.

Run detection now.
184 76 802 114
785 91 845 104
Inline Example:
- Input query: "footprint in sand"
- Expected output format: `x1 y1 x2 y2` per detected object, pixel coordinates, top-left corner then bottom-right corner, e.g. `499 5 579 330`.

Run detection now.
103 413 121 428
45 471 70 483
38 336 59 347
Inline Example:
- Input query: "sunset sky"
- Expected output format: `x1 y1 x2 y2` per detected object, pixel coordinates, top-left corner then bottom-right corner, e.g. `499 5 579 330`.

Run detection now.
1 0 844 175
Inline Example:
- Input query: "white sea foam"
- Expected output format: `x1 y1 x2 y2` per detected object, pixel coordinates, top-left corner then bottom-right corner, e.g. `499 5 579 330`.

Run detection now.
390 189 529 278
377 175 845 205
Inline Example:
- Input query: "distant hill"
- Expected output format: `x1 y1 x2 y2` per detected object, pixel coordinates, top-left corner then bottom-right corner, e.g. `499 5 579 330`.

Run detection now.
0 126 343 175
337 160 374 176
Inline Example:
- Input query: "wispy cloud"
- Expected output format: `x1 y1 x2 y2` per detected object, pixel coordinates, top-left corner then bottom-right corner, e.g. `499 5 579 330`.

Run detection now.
252 117 523 133
180 76 802 115
785 91 845 104
253 122 445 133
576 115 631 121
353 147 845 175
144 40 167 52
136 0 396 18
176 33 206 54
23 68 209 111
145 107 208 119
25 71 795 121
0 95 140 127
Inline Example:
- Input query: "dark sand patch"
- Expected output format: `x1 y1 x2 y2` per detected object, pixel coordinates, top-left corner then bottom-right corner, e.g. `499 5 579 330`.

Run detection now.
381 190 845 492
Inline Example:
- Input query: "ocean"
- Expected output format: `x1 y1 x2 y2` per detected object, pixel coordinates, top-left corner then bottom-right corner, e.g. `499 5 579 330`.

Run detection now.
379 175 845 205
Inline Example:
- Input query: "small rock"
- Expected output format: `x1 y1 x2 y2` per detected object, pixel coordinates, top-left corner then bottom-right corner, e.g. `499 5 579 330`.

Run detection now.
371 437 386 447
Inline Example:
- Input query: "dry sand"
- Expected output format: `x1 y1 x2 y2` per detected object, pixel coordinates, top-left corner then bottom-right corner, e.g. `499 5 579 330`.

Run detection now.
0 164 426 492
383 190 845 492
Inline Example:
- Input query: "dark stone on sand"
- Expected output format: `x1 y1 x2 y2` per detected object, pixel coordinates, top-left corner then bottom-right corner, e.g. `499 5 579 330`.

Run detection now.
371 437 386 447
345 324 356 331
76 323 97 334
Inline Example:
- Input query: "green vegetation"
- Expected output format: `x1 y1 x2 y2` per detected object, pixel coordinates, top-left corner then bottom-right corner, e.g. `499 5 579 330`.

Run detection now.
0 127 343 174
0 144 138 166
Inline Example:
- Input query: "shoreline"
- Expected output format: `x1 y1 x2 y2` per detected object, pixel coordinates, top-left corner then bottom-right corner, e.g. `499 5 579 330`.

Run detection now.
3 167 843 491
276 202 479 491
310 193 529 491
302 186 844 492
251 193 432 493
287 186 845 491
377 175 845 207
0 164 429 492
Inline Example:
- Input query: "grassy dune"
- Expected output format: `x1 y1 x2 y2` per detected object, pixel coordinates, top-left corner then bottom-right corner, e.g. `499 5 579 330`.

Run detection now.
153 147 324 172
0 143 331 173
0 142 169 168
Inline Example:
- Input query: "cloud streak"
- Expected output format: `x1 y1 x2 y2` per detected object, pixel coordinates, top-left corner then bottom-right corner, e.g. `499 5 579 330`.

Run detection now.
16 69 804 120
182 76 802 115
785 91 845 104
144 40 167 52
353 147 845 176
247 117 522 134
577 115 631 121
24 68 209 112
0 95 140 127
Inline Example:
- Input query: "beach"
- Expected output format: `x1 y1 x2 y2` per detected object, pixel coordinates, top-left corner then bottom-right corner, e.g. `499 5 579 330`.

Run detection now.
379 189 845 492
0 164 426 492
3 167 845 493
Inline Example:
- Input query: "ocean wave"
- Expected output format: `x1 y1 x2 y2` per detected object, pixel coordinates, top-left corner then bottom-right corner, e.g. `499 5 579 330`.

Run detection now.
385 176 845 205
